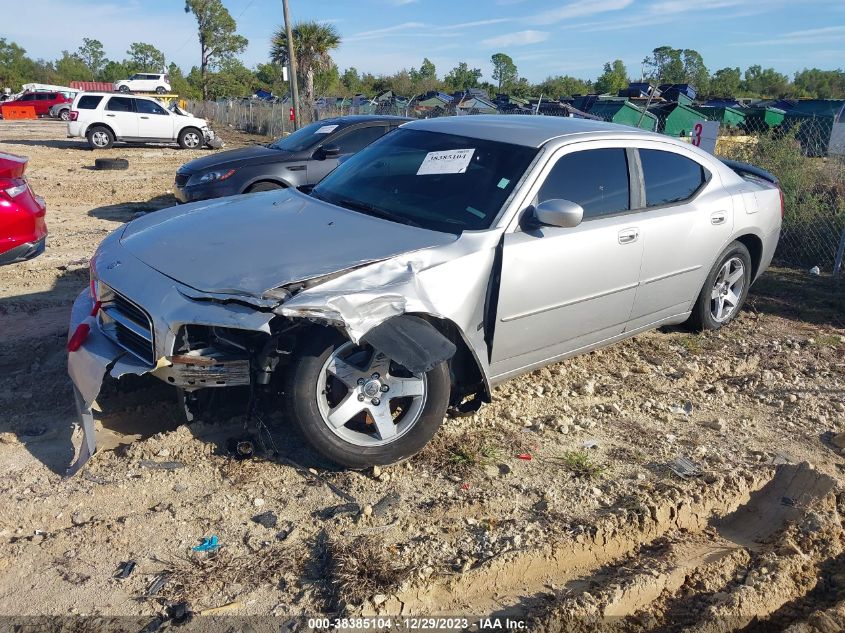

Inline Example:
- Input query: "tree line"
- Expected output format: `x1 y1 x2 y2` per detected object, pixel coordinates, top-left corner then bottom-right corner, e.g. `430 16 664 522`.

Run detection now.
1 10 844 105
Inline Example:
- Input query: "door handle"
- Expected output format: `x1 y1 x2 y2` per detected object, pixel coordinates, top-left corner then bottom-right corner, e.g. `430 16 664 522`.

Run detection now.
618 228 639 244
105 113 115 117
140 116 149 119
711 212 727 225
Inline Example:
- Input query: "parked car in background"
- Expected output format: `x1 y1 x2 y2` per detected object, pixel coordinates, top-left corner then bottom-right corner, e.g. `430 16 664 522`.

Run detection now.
68 116 781 472
174 115 410 202
114 73 171 94
1 91 71 117
49 101 72 121
67 93 216 149
0 152 47 265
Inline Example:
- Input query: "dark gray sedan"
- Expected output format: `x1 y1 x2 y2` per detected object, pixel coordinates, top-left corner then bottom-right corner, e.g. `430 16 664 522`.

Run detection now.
173 115 410 203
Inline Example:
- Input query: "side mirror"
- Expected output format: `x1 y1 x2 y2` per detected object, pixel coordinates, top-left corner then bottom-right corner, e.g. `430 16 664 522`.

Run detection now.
533 198 584 228
317 145 341 160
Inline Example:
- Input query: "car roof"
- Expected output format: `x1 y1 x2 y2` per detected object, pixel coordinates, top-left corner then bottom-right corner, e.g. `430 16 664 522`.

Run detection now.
315 115 413 126
402 114 655 148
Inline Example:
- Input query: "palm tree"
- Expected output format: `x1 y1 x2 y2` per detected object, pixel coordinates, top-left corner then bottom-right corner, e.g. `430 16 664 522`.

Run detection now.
271 21 341 112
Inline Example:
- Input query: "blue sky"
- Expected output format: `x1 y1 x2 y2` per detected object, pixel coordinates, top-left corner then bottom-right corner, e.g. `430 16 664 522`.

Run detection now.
6 0 845 83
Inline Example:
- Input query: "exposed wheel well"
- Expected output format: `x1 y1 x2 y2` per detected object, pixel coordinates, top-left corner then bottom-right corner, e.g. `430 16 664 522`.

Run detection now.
736 234 764 281
411 314 489 405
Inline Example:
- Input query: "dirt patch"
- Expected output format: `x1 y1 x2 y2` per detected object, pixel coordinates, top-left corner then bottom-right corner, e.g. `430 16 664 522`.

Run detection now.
0 119 844 626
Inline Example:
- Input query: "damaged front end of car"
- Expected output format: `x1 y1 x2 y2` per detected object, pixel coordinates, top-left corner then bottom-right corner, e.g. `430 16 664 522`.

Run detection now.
66 222 500 476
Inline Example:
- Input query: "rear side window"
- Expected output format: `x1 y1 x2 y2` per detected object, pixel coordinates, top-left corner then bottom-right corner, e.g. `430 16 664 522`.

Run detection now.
77 95 103 109
539 148 630 219
36 93 49 100
639 149 706 207
106 97 135 112
331 126 387 154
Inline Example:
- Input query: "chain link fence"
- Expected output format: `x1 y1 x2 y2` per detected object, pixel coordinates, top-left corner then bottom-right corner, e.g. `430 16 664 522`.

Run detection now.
190 98 845 273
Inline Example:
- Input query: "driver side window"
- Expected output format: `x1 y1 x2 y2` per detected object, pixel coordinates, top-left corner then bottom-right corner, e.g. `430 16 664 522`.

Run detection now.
538 148 631 219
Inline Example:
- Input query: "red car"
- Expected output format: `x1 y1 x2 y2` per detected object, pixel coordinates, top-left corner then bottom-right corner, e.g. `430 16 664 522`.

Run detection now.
0 152 47 264
1 91 71 117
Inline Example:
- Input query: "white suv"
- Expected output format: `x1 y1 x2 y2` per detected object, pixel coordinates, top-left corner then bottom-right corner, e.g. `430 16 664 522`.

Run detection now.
67 93 215 150
114 73 171 94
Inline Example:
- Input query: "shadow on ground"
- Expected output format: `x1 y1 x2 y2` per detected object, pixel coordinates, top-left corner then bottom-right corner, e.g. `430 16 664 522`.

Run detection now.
748 267 845 329
87 194 177 222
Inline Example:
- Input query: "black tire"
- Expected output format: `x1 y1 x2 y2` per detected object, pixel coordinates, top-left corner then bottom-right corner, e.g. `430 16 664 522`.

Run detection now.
86 126 114 150
247 181 283 193
118 85 130 93
155 86 166 94
94 158 129 170
178 127 203 149
687 241 752 331
59 109 70 121
283 329 451 469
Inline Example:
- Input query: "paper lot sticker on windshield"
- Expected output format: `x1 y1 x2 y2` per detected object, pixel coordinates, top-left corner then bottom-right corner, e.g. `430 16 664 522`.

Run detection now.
315 125 339 134
417 148 475 175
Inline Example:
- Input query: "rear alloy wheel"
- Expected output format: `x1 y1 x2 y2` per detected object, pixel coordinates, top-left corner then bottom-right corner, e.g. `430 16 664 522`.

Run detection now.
178 128 202 149
687 241 752 331
155 86 166 94
59 109 70 121
87 126 114 149
284 332 450 468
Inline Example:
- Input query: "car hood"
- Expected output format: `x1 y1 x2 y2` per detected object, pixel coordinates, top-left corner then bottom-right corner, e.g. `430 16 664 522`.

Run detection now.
119 189 456 297
178 145 290 173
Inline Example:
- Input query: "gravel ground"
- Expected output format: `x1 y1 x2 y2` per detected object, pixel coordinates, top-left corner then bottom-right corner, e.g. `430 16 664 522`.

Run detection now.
1 119 844 630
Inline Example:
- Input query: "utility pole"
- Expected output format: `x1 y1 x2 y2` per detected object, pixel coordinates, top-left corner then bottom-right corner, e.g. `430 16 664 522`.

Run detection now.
282 0 300 129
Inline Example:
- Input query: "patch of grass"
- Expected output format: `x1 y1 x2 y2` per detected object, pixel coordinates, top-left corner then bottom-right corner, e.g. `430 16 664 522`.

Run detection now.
558 451 605 480
419 425 530 477
677 335 703 354
813 334 843 348
320 533 408 607
447 442 502 469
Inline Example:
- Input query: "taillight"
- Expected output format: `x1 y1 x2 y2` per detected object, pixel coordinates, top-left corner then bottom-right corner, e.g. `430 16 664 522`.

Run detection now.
0 178 27 200
778 188 785 219
4 183 27 198
69 110 78 121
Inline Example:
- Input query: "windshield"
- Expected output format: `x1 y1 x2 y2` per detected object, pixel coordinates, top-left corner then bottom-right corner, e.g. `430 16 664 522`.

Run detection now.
311 128 538 233
268 120 341 152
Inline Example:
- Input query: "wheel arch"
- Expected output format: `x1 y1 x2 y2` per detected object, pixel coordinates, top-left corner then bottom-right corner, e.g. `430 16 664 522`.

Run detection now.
86 122 116 140
734 233 764 282
241 177 292 193
407 313 491 406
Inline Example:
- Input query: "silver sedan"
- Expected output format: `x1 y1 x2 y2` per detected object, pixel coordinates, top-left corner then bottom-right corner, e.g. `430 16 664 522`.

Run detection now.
66 115 782 472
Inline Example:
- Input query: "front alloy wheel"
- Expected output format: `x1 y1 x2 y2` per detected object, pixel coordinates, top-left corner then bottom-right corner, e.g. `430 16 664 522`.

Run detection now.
284 331 450 468
178 128 202 149
317 342 427 447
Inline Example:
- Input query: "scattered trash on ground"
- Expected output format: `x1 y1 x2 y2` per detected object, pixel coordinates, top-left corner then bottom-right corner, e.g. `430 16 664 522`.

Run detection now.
115 560 136 579
191 536 219 552
669 401 693 416
146 572 171 596
669 456 702 479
